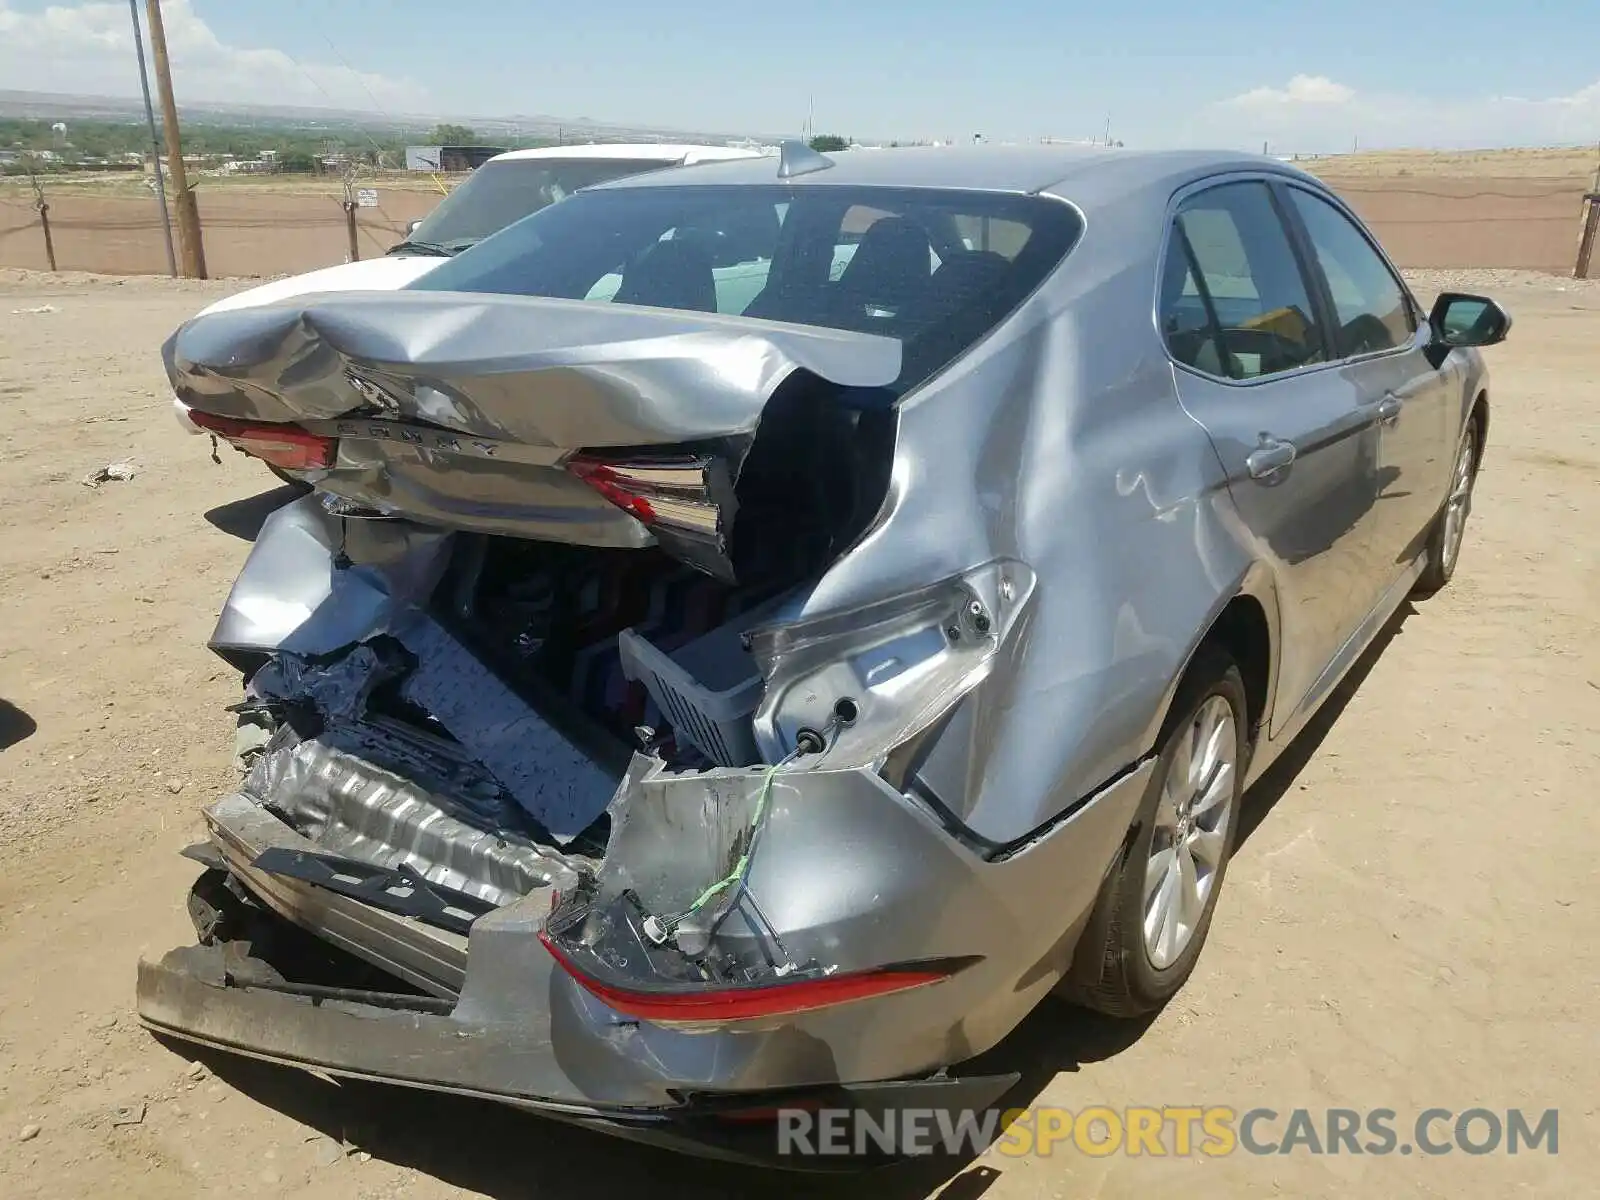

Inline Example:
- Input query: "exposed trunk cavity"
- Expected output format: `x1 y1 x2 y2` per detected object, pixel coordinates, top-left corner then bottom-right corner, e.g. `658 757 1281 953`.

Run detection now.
180 291 905 947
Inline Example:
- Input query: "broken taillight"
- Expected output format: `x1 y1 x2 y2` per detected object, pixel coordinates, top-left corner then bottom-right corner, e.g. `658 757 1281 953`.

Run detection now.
566 454 726 539
540 932 971 1026
187 410 336 472
567 452 738 578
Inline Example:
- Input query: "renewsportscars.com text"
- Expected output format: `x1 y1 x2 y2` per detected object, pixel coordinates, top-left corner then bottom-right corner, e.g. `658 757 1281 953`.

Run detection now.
775 1105 1559 1158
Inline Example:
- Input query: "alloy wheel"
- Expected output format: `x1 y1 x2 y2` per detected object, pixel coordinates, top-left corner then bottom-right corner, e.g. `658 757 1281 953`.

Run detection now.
1441 429 1476 575
1143 695 1238 970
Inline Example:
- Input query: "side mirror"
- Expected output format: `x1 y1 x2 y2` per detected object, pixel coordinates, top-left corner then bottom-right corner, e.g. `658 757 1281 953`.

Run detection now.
406 218 424 236
1428 292 1511 349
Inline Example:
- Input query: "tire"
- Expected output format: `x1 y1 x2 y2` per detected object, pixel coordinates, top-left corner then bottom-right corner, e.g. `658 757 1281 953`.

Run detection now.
1413 421 1478 597
1061 645 1247 1017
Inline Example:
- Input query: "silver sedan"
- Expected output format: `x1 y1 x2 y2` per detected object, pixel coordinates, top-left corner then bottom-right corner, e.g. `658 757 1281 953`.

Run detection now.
140 141 1507 1163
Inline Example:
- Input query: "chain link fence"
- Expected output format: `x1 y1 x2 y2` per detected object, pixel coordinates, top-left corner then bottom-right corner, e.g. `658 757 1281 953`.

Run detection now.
0 183 443 276
0 175 1593 277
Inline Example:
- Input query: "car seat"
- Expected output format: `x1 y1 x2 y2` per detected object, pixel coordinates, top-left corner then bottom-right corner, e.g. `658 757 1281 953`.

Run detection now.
614 239 717 312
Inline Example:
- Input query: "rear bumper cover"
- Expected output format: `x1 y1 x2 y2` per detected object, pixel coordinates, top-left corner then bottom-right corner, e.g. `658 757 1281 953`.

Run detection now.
137 942 1016 1166
136 757 1153 1158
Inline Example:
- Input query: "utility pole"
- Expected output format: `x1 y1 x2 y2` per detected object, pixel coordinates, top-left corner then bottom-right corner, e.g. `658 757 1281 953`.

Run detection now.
144 0 206 278
127 0 175 277
340 157 362 264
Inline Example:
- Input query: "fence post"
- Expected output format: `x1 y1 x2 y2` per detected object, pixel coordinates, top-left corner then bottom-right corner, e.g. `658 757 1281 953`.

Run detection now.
36 201 57 272
1575 193 1600 281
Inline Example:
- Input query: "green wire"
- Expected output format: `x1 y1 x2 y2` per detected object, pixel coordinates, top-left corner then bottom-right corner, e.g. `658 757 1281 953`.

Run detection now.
684 761 781 915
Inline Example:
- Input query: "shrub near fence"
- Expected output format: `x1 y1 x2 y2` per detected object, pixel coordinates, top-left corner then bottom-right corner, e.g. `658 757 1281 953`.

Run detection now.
0 175 1593 277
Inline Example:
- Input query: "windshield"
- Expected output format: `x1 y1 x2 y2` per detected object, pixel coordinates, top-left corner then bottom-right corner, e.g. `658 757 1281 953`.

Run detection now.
397 157 679 252
412 184 1082 393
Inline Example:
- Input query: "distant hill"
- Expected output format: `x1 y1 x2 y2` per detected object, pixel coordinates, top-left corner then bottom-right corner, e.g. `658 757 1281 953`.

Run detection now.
0 89 788 146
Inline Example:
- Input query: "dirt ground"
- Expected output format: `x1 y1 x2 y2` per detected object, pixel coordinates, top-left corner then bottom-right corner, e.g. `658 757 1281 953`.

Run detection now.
0 266 1596 1200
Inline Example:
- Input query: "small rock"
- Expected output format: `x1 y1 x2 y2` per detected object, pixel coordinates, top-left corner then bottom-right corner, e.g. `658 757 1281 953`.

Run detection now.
110 1102 146 1128
88 1014 118 1031
166 778 186 794
354 1151 371 1164
185 1060 207 1081
206 1084 224 1099
308 1135 344 1167
81 460 139 488
20 1124 41 1142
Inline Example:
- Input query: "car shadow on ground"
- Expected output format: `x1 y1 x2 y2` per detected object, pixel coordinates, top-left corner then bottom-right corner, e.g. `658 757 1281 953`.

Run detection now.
0 698 38 751
149 601 1416 1197
204 484 304 542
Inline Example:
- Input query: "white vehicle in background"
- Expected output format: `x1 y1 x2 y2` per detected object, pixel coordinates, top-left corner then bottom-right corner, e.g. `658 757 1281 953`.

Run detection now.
176 143 769 480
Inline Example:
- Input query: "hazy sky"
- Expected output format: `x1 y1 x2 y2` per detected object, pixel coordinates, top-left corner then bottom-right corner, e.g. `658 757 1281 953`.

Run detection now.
2 0 1598 152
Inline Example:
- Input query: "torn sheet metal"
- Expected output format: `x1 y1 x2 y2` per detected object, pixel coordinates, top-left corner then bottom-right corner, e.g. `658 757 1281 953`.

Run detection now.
592 755 769 916
210 492 453 656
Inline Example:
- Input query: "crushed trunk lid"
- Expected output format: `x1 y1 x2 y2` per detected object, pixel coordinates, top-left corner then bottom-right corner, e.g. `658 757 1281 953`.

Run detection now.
164 291 901 579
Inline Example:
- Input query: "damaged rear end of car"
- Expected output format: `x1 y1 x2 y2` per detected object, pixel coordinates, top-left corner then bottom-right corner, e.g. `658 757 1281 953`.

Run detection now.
137 291 1034 1153
136 173 1158 1163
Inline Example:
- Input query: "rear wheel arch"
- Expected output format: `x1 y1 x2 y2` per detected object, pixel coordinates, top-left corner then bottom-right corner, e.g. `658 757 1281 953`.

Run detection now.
1202 594 1273 748
1159 585 1277 755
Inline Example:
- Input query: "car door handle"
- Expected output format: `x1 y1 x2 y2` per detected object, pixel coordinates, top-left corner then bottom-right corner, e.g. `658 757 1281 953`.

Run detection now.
1246 435 1297 480
1375 394 1402 426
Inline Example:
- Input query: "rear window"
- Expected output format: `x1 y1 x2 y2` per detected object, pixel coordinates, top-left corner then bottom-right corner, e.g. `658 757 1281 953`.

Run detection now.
406 157 676 249
412 184 1082 394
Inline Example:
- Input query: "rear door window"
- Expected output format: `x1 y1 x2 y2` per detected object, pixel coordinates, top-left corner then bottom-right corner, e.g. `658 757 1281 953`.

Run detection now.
1160 181 1327 381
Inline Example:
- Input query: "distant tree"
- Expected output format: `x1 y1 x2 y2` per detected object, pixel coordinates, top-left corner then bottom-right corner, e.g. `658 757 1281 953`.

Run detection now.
808 134 849 153
431 123 479 146
278 150 317 173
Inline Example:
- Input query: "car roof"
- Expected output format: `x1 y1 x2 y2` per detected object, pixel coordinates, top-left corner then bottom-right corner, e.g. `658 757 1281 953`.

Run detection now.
486 143 769 166
589 145 1323 212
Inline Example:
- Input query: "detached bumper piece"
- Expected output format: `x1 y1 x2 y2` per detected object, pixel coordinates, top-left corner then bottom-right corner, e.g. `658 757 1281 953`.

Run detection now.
137 894 1016 1168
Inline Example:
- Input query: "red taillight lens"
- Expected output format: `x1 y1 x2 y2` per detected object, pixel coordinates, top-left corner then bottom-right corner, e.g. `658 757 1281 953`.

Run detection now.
540 932 967 1025
567 458 658 523
187 410 336 472
566 454 724 537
